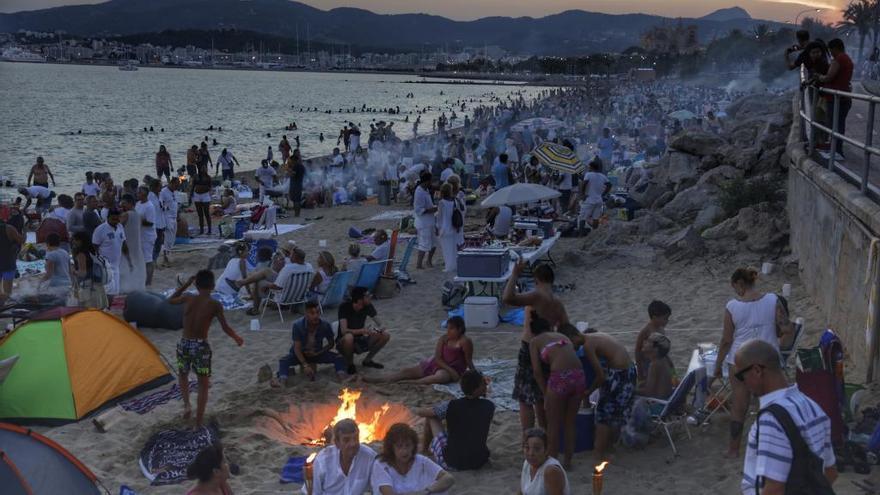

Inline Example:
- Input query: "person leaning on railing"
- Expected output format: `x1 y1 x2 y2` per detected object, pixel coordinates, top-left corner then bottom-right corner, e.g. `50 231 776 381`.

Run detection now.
807 38 854 156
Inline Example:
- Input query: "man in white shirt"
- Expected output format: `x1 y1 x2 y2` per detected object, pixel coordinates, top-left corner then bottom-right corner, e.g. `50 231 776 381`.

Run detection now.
365 230 391 262
147 179 166 265
737 339 837 495
216 148 240 181
413 172 437 269
255 160 277 195
578 160 611 230
160 178 180 257
310 419 376 495
91 208 128 295
82 171 100 197
135 186 158 286
18 186 54 214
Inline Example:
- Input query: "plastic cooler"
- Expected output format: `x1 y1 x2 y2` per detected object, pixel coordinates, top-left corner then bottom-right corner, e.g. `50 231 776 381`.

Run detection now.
463 296 499 328
559 409 595 452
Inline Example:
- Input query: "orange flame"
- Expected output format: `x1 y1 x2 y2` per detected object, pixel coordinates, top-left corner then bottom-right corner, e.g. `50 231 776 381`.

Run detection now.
594 461 609 474
309 388 391 445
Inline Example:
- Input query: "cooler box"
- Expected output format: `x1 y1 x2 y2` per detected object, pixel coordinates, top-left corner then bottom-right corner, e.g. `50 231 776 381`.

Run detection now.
559 409 595 453
463 296 499 328
457 248 509 278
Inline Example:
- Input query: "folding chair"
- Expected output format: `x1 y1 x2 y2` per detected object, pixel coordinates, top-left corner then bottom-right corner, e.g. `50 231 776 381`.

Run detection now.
393 237 417 282
260 271 312 323
318 271 353 314
354 260 385 292
252 204 279 235
780 320 805 372
639 367 701 456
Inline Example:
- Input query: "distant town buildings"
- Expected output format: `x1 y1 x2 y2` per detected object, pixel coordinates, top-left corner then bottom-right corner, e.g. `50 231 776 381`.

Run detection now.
641 23 699 55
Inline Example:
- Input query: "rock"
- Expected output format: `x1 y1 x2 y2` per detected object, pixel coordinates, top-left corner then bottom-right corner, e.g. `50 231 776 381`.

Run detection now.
727 92 792 122
636 212 662 235
669 130 727 157
630 181 668 209
752 145 786 174
665 151 701 189
693 203 725 231
698 165 744 187
663 226 706 260
724 146 760 171
757 120 790 152
699 155 721 171
660 183 718 222
701 206 789 253
651 191 675 209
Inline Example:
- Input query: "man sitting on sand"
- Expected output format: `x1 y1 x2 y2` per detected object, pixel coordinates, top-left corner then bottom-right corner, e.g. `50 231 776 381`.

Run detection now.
169 270 244 428
311 419 377 495
633 300 671 382
272 301 345 386
337 287 390 374
417 370 495 471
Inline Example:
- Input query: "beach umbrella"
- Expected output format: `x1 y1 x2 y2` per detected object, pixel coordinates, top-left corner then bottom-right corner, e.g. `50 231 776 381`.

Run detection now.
510 117 566 132
481 183 560 207
531 141 585 175
668 110 696 121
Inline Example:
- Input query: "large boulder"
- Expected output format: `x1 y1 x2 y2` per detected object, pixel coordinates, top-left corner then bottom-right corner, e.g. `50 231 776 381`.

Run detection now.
698 165 744 187
629 180 668 209
752 145 786 175
663 226 707 260
655 151 701 190
701 205 789 253
724 146 761 171
726 92 792 122
669 130 727 157
693 204 726 231
660 183 718 223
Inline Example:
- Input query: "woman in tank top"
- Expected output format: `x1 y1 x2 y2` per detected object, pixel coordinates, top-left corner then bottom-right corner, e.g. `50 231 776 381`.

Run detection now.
519 428 570 495
713 266 792 458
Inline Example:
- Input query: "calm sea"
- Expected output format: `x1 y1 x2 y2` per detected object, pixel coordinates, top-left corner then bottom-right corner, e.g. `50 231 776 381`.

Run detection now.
0 62 541 194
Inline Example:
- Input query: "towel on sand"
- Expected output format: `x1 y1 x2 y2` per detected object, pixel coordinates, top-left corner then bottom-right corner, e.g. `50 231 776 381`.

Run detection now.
160 288 251 311
432 358 519 411
139 423 220 485
120 379 197 415
280 456 308 484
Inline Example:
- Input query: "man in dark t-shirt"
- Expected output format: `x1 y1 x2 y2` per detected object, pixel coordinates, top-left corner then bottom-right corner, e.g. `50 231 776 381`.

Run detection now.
421 370 495 471
336 286 390 374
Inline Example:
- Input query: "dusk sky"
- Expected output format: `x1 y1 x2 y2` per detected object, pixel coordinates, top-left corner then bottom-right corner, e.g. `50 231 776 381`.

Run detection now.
0 0 847 23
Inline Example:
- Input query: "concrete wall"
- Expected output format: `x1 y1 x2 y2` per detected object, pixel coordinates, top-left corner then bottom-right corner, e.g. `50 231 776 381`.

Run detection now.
786 98 880 380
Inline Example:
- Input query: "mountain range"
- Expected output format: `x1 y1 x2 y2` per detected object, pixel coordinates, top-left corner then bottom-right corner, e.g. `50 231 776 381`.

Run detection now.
0 0 784 55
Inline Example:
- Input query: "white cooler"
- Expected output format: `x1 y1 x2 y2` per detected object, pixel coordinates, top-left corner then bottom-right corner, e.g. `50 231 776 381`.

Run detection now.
463 296 499 328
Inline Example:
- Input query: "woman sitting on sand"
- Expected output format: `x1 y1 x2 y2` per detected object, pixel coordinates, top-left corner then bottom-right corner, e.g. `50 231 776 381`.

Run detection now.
371 423 455 495
211 189 237 217
365 316 473 385
186 443 234 495
529 313 584 469
519 428 570 495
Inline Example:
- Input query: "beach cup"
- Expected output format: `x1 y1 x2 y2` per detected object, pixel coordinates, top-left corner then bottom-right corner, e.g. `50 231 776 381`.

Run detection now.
319 239 328 248
761 262 773 275
782 283 792 297
576 321 589 333
250 319 261 331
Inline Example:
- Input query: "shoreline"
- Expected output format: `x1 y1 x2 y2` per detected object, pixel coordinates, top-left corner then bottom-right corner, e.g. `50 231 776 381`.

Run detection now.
0 59 565 86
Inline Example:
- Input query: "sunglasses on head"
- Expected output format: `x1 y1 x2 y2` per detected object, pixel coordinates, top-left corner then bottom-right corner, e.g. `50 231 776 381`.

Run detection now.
734 364 764 382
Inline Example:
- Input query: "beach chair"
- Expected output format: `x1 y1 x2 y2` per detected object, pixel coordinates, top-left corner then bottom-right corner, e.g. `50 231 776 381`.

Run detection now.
780 320 805 371
639 366 701 456
318 271 353 314
393 237 417 282
354 260 385 292
260 271 312 323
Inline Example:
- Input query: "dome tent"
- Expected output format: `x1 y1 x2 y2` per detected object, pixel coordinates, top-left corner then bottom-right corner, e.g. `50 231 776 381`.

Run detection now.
0 422 102 494
0 308 172 423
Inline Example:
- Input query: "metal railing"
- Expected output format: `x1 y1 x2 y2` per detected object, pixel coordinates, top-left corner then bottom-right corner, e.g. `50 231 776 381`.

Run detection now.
798 66 880 202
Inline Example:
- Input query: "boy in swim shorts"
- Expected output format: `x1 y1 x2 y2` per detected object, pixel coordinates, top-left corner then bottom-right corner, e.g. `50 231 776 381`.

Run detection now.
169 270 244 428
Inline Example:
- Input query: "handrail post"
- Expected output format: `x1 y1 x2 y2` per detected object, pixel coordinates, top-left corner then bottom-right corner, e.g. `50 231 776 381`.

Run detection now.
863 101 875 194
809 86 819 156
829 92 840 170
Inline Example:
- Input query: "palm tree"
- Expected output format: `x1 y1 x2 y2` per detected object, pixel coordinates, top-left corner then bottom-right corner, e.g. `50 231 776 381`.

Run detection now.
839 0 874 63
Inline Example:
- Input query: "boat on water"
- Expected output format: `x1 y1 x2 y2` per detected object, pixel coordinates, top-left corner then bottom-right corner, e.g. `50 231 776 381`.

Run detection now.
1 47 46 63
118 61 139 71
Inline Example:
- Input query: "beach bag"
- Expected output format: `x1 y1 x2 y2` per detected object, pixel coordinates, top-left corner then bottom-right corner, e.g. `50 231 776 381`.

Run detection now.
754 404 836 495
451 200 464 230
89 253 109 285
250 204 267 224
373 275 398 299
441 281 467 309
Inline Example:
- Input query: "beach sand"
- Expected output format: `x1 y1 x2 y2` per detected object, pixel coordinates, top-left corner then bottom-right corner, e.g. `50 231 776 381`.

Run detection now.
39 201 872 495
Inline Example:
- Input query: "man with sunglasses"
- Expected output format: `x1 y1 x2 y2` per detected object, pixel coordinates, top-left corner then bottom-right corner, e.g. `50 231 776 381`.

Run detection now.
737 339 837 495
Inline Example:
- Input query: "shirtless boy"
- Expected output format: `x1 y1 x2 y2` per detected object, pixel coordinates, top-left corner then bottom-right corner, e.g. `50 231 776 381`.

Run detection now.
633 300 671 382
169 270 244 428
502 261 569 435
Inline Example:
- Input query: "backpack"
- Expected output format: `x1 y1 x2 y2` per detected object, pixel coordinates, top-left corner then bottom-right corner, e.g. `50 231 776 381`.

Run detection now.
754 404 836 495
441 281 467 309
89 253 109 285
451 199 464 231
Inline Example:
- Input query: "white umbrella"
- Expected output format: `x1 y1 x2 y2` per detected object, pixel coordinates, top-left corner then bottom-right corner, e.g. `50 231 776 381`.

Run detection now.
481 183 561 207
510 117 566 132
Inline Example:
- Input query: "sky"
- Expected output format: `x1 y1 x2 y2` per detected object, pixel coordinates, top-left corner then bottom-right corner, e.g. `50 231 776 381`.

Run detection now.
0 0 847 23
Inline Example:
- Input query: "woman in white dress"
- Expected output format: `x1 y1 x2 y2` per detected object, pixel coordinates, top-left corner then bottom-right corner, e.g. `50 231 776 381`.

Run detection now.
217 243 251 297
712 266 793 458
118 195 146 294
519 428 570 495
371 423 454 495
436 183 459 274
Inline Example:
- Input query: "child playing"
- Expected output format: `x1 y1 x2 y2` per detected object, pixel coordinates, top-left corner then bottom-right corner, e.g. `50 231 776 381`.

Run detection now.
633 300 671 382
169 270 244 428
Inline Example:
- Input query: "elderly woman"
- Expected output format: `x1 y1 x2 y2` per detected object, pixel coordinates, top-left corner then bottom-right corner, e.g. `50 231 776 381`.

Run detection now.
371 423 454 495
519 428 570 495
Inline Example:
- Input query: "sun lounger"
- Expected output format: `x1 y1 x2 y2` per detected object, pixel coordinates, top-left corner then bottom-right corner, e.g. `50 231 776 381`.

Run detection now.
393 237 417 282
353 260 385 292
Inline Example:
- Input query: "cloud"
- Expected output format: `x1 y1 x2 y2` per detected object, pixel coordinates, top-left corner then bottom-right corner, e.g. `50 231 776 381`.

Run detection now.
759 0 844 11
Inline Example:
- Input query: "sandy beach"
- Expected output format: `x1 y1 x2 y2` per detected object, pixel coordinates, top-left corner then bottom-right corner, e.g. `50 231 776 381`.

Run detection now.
29 199 874 495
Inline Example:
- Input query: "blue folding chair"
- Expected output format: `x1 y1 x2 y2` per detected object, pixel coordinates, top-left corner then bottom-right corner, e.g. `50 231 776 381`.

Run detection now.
354 260 385 292
318 271 353 314
393 237 417 282
639 367 701 456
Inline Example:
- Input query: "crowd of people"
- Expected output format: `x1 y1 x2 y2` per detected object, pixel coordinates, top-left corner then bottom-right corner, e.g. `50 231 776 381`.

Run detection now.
0 62 843 494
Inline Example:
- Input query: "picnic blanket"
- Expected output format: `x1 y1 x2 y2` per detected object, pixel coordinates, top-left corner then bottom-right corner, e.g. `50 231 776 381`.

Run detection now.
432 358 519 411
367 210 411 221
139 423 220 485
279 455 308 484
16 259 45 276
120 379 197 415
160 288 251 311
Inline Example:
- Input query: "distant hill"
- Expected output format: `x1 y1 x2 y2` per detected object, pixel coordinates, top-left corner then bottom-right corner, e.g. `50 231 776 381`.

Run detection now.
700 7 752 22
0 0 784 55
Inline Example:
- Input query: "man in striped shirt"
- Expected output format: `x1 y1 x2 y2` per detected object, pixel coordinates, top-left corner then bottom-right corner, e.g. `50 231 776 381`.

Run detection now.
736 339 837 494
